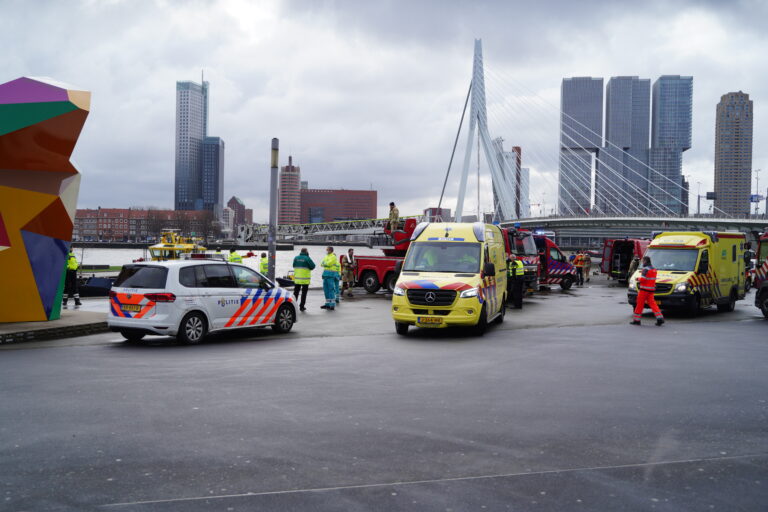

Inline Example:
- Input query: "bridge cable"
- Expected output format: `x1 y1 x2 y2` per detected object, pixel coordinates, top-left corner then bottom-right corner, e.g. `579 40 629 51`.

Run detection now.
437 81 472 221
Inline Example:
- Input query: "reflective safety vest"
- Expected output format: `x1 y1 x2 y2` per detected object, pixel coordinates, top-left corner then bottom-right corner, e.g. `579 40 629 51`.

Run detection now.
574 254 585 267
229 252 243 264
321 253 340 273
260 257 269 274
638 266 657 292
67 252 79 271
294 266 311 285
507 259 524 278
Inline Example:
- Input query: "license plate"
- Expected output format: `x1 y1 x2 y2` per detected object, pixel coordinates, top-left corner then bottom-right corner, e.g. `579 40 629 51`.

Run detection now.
417 316 443 325
121 304 142 312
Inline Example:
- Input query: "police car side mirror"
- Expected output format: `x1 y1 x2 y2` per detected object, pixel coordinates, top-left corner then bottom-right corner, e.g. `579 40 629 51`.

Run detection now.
484 262 496 276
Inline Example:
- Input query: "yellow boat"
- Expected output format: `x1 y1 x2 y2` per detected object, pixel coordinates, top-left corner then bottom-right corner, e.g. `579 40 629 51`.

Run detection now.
148 230 206 261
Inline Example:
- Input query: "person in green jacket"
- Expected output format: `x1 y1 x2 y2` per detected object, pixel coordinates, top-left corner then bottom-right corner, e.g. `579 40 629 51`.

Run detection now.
63 249 81 307
320 246 340 310
260 252 268 274
228 249 243 264
292 248 315 312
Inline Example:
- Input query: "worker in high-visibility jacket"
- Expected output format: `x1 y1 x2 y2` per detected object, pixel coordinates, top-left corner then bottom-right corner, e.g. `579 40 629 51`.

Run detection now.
63 249 82 307
228 249 242 264
320 246 340 310
573 250 586 286
260 252 268 274
507 254 525 309
631 256 665 326
292 248 315 312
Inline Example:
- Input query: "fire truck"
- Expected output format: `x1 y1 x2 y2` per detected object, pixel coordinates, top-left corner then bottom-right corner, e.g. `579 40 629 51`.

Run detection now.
500 226 540 291
753 231 768 318
352 218 418 293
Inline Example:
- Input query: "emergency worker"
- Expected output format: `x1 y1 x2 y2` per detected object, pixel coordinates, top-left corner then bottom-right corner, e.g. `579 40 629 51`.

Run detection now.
573 250 585 286
292 248 315 312
260 252 268 274
388 202 400 232
320 246 340 310
627 256 640 281
507 254 525 309
228 249 242 264
631 256 665 326
63 249 82 307
341 248 356 298
583 252 592 283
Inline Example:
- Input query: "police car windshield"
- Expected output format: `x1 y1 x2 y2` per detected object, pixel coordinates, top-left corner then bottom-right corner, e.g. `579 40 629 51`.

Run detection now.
403 242 481 273
646 248 698 272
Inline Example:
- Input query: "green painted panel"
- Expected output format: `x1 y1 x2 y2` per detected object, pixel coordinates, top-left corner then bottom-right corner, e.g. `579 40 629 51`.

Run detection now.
0 101 78 136
49 266 67 320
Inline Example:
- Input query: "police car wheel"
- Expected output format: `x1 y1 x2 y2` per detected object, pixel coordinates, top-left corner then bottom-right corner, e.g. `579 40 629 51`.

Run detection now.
272 305 295 333
178 312 207 345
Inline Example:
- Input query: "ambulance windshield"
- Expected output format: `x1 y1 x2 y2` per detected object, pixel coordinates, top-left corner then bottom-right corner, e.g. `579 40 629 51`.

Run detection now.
645 248 698 272
403 242 481 273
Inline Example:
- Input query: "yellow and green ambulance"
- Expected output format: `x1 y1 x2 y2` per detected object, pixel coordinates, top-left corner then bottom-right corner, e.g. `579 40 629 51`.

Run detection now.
628 231 747 314
391 222 507 335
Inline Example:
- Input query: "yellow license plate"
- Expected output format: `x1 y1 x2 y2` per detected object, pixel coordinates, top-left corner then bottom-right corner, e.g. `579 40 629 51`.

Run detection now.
417 316 443 325
121 304 142 312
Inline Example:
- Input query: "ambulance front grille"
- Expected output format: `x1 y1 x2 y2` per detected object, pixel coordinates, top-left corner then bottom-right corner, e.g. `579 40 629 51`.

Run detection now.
655 283 673 294
407 289 457 306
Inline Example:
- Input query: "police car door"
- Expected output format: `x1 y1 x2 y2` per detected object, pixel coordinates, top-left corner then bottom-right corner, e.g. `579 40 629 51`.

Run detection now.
198 264 241 330
226 265 283 328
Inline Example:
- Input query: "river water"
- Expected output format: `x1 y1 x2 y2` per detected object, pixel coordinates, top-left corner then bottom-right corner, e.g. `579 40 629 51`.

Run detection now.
76 245 369 285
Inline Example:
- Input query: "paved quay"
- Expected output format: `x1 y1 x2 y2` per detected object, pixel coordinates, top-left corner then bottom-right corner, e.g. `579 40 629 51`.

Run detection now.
1 281 767 511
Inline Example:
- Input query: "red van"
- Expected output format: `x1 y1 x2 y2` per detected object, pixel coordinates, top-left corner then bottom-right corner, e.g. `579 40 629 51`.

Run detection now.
600 238 650 283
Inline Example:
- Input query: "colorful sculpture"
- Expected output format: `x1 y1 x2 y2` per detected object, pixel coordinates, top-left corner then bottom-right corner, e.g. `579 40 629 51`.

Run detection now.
0 77 90 322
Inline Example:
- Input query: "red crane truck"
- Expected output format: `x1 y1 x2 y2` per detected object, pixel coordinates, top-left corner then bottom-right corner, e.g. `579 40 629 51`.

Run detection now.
353 218 418 293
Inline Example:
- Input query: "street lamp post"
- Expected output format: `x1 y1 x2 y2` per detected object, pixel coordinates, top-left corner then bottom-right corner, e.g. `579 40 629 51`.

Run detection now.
754 169 761 216
696 181 702 216
268 138 278 282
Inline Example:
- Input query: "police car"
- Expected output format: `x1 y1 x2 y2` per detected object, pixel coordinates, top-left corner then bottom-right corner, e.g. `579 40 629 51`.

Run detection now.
108 258 297 344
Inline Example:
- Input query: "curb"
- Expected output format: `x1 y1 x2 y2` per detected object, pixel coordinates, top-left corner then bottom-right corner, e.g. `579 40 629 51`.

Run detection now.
0 322 110 345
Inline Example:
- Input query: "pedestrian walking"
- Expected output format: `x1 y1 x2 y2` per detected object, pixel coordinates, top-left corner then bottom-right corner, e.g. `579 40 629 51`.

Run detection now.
228 249 242 263
631 256 665 326
260 252 268 274
63 249 81 307
341 248 356 298
507 254 525 309
320 246 340 310
574 250 585 286
292 248 315 312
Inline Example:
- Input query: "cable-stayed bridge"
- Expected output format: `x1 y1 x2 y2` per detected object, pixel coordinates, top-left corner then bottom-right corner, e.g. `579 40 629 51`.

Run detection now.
238 40 765 247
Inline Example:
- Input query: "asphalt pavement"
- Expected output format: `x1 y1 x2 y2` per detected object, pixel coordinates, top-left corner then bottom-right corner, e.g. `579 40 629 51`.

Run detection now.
1 280 767 511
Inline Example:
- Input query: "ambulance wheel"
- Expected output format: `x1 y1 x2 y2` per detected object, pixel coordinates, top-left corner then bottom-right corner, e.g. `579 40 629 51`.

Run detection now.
560 276 573 291
272 304 296 333
362 271 381 293
759 291 768 319
495 297 506 324
384 273 397 292
120 330 145 343
395 322 409 336
717 289 737 313
473 304 488 336
687 294 702 317
178 312 207 345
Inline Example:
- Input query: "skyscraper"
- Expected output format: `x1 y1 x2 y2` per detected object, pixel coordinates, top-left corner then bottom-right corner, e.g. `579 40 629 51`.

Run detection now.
175 79 225 217
559 77 603 215
278 156 301 224
649 75 692 215
596 77 650 214
714 91 753 217
202 136 224 216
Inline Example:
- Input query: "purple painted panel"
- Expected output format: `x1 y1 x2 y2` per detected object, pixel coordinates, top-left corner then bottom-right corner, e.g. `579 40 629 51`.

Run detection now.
0 77 67 105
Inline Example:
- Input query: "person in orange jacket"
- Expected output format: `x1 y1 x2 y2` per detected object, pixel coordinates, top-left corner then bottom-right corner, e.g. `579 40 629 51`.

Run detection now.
631 256 665 326
573 250 586 286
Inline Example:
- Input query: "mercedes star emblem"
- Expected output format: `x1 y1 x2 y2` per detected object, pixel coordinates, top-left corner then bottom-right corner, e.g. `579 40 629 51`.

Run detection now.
425 292 436 303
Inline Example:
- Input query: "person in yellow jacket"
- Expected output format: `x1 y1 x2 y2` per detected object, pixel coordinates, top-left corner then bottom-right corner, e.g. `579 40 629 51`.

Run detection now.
320 246 340 310
260 252 268 274
63 249 81 307
507 254 525 309
292 248 315 312
228 249 242 264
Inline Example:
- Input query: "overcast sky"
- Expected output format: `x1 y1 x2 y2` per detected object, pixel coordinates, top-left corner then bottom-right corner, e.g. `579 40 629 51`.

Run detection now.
2 0 766 220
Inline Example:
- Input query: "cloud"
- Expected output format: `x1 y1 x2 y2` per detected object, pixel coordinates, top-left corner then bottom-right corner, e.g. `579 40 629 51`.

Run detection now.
1 0 766 221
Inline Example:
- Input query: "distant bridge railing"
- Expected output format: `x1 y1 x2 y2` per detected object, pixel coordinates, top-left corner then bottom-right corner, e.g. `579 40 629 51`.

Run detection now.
237 215 427 243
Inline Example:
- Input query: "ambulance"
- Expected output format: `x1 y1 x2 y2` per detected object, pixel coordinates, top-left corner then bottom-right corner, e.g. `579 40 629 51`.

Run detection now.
391 222 507 335
628 231 747 314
